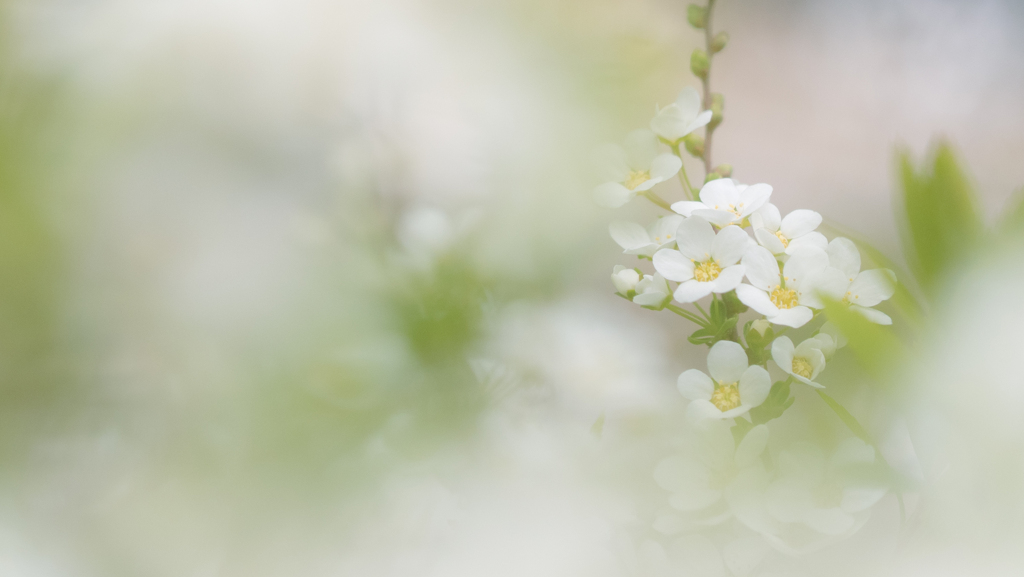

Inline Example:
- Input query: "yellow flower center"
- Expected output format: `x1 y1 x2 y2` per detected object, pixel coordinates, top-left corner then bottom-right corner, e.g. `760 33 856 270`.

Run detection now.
774 231 789 248
711 382 741 412
624 170 651 191
693 260 722 282
769 286 799 309
792 357 813 379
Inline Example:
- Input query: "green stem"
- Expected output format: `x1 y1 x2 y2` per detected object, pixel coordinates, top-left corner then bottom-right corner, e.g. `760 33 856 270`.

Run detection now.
702 0 717 176
693 301 711 322
666 304 707 327
642 191 673 212
670 144 696 200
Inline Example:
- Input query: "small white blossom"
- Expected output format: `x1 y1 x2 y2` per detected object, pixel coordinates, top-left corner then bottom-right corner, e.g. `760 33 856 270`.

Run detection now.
771 336 827 388
593 130 683 208
652 217 751 303
653 421 769 526
679 341 771 421
650 86 713 142
734 246 829 328
671 179 772 227
633 273 671 307
609 215 684 257
761 439 887 550
611 265 641 294
802 238 897 324
749 203 827 256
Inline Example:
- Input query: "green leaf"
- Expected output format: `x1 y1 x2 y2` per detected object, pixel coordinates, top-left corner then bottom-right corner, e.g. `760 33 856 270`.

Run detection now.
822 298 904 381
817 390 872 444
748 380 793 425
898 142 982 295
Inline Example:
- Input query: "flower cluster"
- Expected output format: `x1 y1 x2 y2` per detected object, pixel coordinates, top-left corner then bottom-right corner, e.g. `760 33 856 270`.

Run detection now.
594 1 900 565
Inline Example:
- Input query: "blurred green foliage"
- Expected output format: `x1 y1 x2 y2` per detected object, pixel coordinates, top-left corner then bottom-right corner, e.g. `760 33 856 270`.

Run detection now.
898 142 982 296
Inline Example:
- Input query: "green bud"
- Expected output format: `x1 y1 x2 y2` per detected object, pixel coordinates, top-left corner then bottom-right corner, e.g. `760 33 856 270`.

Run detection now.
750 319 771 337
687 4 707 29
690 49 709 79
709 93 724 129
682 133 705 158
713 163 733 178
711 31 729 53
704 171 723 183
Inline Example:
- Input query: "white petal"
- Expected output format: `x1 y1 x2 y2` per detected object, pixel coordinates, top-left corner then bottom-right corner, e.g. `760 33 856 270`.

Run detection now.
711 265 746 293
711 225 752 266
826 237 861 278
769 306 813 328
675 216 716 260
721 536 769 577
653 455 710 492
672 534 726 577
782 246 829 288
593 182 634 208
652 511 688 536
819 321 848 348
692 208 739 227
650 104 687 141
770 336 795 373
851 305 892 325
670 200 706 217
841 486 887 513
670 487 724 512
736 284 779 316
848 269 897 307
623 243 658 257
593 143 630 182
674 280 714 303
738 366 771 408
785 230 828 254
779 209 822 239
803 507 855 536
685 109 713 134
740 245 781 291
707 340 749 384
698 178 739 209
687 399 725 424
752 202 781 231
623 129 660 168
754 227 787 255
648 153 683 182
734 424 769 468
674 85 702 114
647 215 685 246
633 290 668 306
608 221 650 250
799 266 850 309
653 249 695 282
678 369 714 401
735 183 772 217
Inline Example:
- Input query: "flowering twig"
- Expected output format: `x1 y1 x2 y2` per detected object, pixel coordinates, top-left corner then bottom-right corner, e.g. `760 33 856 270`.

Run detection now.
701 0 718 175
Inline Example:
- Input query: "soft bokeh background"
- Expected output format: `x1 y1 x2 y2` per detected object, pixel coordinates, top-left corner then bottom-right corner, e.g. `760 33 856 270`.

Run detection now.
1 0 1023 575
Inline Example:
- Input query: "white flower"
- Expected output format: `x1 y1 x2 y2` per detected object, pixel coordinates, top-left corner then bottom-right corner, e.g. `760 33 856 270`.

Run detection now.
803 238 897 324
611 265 641 294
771 336 827 388
734 246 829 328
671 179 772 227
609 215 684 257
815 321 847 359
650 86 713 142
652 217 750 303
748 203 827 256
760 439 887 553
653 421 769 526
633 273 671 307
593 130 683 208
678 341 771 421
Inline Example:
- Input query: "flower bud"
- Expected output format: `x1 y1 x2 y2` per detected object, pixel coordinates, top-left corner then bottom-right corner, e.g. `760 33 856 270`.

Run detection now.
704 171 722 183
683 133 705 158
710 31 729 53
713 164 732 177
690 49 709 79
709 93 724 129
751 318 770 337
687 4 707 29
611 265 641 294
